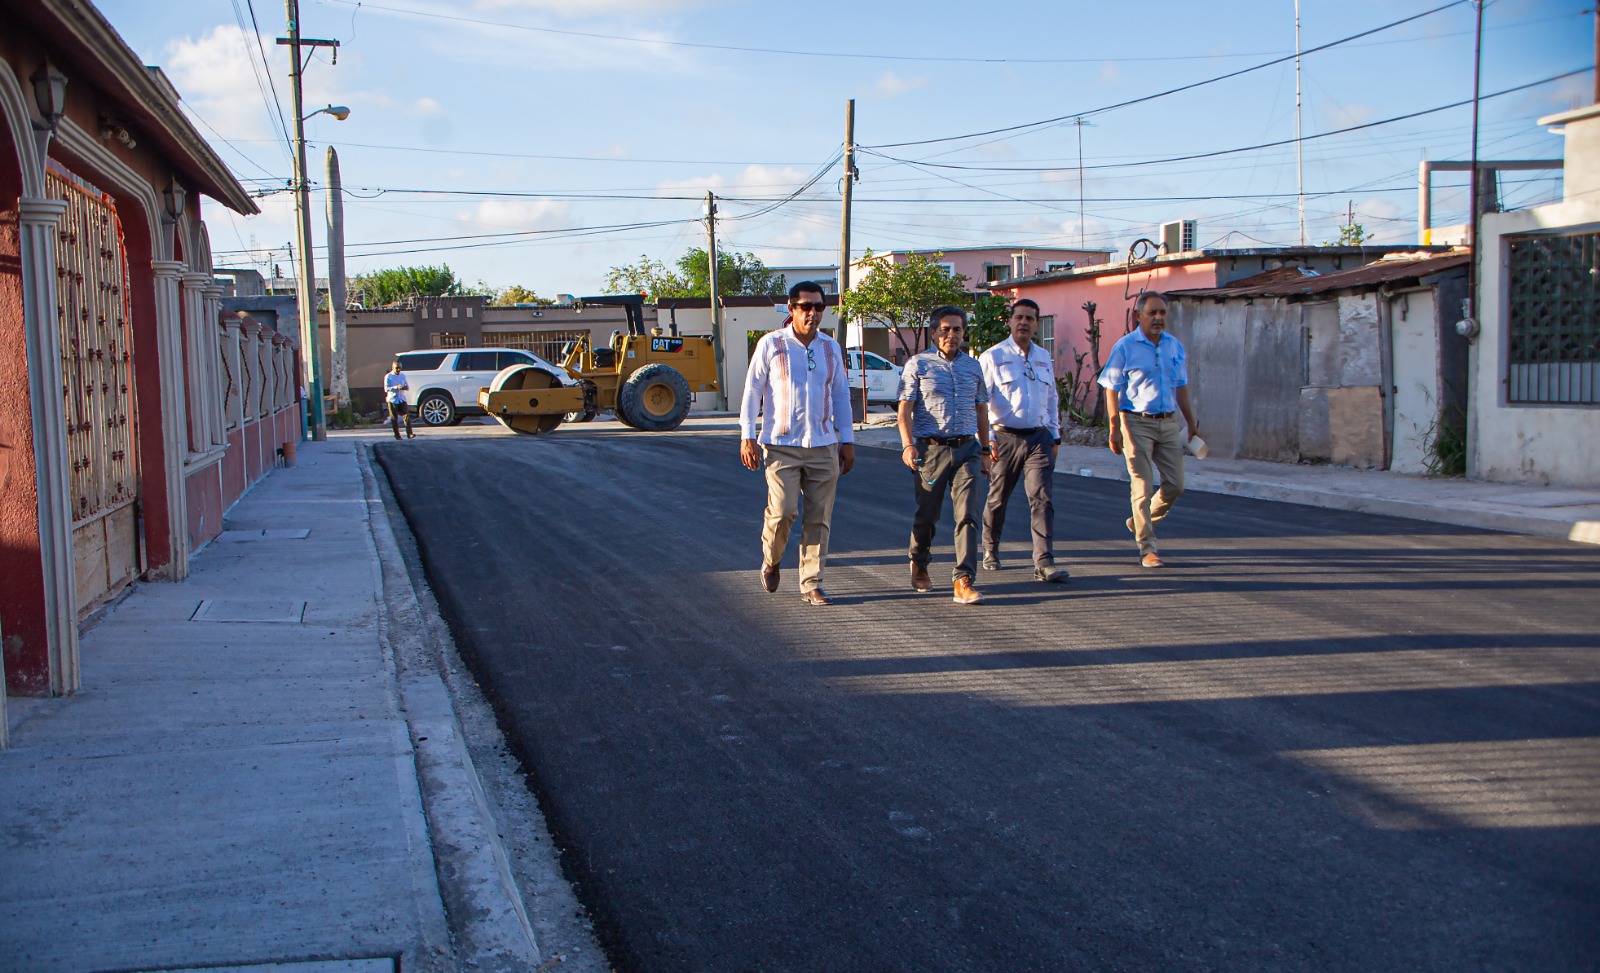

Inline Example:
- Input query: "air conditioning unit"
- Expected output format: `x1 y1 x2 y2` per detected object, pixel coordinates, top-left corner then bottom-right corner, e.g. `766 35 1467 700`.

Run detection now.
1159 220 1197 254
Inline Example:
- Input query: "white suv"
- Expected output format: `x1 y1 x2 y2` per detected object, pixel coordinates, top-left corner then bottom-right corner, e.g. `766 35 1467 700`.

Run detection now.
844 350 904 404
393 347 575 426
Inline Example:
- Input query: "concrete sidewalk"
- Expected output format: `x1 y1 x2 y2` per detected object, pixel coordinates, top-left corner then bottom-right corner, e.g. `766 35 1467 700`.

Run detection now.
852 415 1600 545
0 439 542 973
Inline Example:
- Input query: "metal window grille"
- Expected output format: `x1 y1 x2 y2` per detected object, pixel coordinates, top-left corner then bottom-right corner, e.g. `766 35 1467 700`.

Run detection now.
1506 230 1600 405
1038 314 1055 355
48 168 137 526
431 332 466 348
483 329 587 361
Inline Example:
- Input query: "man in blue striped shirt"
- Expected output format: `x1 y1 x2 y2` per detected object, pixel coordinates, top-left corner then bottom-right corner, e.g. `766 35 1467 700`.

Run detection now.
898 306 991 604
1099 292 1201 569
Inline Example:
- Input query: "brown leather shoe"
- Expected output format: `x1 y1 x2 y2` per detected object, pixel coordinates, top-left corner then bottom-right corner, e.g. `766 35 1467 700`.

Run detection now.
760 563 780 593
1141 552 1165 569
952 576 984 604
800 587 833 606
910 562 932 592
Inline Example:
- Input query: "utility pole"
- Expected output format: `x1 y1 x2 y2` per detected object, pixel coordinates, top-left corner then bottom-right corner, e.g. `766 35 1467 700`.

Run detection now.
325 146 348 411
1466 0 1485 328
1073 117 1092 249
277 0 338 440
839 99 864 423
1295 0 1306 247
704 191 727 410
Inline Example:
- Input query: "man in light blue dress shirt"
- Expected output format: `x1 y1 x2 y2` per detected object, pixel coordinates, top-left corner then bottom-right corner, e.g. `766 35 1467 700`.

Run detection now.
1099 292 1201 568
898 306 991 604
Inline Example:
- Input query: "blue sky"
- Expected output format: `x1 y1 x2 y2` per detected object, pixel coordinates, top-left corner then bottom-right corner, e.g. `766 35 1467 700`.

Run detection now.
95 0 1589 297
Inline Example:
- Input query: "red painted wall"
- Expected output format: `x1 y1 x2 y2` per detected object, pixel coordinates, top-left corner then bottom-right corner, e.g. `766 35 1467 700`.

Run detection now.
0 141 50 694
115 192 174 577
222 427 246 507
184 464 222 551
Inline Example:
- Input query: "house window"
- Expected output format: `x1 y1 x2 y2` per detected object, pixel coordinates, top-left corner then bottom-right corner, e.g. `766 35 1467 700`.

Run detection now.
1505 230 1599 405
1046 262 1075 272
431 332 466 349
484 329 587 361
933 262 956 277
984 263 1011 283
1038 314 1055 356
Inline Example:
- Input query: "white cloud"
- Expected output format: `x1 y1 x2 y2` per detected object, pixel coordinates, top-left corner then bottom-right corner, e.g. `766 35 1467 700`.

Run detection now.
475 0 716 13
161 25 281 141
873 71 929 99
975 142 1020 161
412 97 448 117
1323 101 1374 130
657 164 813 195
461 198 573 230
1097 61 1120 85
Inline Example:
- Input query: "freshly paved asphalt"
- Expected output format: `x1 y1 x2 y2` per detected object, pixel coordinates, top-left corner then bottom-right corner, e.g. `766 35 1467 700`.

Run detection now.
376 424 1600 973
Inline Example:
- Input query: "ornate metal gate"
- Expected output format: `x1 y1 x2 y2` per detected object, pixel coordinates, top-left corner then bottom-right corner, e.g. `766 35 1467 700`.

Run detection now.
47 164 139 609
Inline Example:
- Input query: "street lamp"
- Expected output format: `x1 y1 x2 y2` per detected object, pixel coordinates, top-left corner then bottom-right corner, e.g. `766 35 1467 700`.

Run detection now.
290 101 349 442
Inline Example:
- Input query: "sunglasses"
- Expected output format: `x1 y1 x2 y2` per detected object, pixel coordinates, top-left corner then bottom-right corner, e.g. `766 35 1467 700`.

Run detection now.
791 301 826 312
806 347 816 371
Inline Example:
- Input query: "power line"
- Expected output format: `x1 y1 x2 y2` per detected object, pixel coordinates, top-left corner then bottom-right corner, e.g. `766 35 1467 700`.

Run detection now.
862 68 1590 174
236 0 294 152
314 140 839 166
866 1 1467 150
318 0 1367 65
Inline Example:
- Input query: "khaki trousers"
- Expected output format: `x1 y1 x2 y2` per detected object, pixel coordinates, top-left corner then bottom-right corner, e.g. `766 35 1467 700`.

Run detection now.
1122 413 1185 554
761 443 841 592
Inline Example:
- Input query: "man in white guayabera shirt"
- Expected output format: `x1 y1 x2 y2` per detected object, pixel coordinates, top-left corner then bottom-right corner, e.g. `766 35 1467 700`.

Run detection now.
739 281 856 606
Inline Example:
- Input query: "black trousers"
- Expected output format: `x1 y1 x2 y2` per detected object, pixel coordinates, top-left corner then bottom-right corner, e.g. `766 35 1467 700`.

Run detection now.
983 427 1056 567
388 401 413 438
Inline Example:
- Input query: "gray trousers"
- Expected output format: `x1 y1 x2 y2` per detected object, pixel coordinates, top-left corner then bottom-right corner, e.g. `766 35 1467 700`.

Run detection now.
909 438 984 582
983 427 1056 567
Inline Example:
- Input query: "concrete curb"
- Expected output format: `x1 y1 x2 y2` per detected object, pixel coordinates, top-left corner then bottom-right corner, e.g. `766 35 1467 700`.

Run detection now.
358 447 544 971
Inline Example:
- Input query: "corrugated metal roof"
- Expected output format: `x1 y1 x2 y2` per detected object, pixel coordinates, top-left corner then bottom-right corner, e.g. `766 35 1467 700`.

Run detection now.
1167 251 1471 300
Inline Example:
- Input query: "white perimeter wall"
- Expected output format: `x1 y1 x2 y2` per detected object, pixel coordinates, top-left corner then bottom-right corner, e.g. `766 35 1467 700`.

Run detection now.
1470 198 1600 487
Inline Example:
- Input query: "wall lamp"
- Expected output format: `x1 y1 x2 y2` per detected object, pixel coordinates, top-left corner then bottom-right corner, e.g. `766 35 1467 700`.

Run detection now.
30 61 68 131
304 105 351 122
163 177 187 222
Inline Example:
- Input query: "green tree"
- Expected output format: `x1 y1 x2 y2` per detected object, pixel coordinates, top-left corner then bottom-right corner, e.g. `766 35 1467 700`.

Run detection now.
602 255 686 298
352 264 463 306
491 285 555 307
1325 222 1368 246
837 250 972 359
602 248 784 299
675 248 786 297
967 293 1012 355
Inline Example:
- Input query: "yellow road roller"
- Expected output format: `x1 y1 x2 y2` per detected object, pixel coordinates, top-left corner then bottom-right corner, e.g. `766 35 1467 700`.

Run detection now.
478 295 720 435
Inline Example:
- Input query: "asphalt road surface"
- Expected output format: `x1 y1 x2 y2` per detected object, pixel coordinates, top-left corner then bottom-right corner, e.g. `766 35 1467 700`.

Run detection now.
377 421 1600 973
